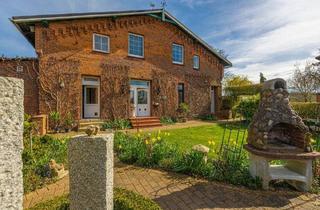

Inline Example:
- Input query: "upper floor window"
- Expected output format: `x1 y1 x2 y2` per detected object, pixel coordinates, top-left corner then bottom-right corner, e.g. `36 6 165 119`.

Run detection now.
128 33 144 58
172 44 184 64
93 33 109 53
193 55 200 70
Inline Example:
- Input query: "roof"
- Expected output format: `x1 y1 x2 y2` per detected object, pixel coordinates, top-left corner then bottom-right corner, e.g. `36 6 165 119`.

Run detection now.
11 9 232 67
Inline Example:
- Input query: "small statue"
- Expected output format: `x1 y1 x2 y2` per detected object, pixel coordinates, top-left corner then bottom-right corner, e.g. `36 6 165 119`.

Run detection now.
49 159 66 179
304 132 313 152
85 125 99 136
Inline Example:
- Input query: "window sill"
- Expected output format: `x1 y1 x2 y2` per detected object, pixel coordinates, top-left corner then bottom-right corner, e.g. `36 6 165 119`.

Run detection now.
172 62 184 66
92 49 110 54
127 55 145 60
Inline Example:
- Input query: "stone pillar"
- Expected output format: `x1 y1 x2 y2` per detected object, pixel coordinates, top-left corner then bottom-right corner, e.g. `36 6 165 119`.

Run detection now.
68 134 114 210
0 77 24 210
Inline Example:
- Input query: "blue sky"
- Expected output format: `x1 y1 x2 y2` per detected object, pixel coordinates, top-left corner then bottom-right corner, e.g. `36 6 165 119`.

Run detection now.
1 0 319 82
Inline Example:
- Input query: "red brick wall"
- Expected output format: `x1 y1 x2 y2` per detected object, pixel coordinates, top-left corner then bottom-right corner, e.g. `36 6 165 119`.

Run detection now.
0 59 39 115
34 15 225 120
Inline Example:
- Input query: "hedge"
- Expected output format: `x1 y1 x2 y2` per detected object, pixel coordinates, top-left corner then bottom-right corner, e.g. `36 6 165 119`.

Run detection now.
291 102 320 119
233 97 260 121
224 84 262 97
27 188 162 210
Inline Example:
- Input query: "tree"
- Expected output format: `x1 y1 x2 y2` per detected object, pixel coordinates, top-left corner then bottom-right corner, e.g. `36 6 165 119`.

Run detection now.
223 75 253 88
289 62 318 102
259 72 267 84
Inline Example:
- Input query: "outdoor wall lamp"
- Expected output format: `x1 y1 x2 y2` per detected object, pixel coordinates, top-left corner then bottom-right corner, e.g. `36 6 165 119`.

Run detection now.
156 87 161 95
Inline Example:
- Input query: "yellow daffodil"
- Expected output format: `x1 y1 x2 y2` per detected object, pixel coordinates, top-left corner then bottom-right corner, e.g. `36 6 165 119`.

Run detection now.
145 140 149 145
148 133 151 136
119 145 122 149
137 133 141 138
152 137 156 142
167 132 170 136
157 136 161 140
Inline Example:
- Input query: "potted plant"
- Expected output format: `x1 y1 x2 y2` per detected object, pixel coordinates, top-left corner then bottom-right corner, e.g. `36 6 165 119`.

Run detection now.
64 112 74 132
49 111 61 133
177 103 190 122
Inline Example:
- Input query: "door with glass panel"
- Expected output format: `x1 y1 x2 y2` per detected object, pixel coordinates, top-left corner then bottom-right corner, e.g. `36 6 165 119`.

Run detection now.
82 77 100 118
130 80 150 117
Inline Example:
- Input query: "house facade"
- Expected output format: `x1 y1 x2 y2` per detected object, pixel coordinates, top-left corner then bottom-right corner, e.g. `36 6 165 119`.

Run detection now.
11 9 231 122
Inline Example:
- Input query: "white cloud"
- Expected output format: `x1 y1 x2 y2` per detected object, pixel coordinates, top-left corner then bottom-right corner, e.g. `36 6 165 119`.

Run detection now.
206 0 320 82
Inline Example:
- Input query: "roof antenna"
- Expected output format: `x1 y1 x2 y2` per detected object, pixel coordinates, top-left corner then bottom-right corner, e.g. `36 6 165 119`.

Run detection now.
161 0 167 21
150 2 155 9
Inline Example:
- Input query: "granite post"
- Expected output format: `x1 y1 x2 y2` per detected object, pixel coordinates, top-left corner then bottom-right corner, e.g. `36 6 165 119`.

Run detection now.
0 77 24 210
68 134 114 210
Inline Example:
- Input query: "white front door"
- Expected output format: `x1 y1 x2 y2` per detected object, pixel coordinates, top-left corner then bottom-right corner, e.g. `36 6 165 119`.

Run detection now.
210 86 215 114
130 80 150 117
83 77 100 118
137 88 150 117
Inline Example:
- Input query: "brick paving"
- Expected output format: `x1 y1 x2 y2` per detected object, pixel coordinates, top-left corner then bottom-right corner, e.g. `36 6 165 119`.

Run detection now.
24 161 320 209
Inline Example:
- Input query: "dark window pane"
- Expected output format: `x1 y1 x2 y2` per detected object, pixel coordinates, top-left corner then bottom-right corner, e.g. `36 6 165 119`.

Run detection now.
178 83 184 104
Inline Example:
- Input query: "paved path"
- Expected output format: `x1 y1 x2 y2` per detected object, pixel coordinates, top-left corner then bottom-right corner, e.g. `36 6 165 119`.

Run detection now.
24 161 320 210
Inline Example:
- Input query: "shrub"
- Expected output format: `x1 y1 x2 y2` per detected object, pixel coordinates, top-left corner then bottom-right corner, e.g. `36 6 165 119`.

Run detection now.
233 97 259 121
23 135 69 193
63 112 74 132
197 114 217 121
291 102 320 119
160 116 177 125
102 119 132 130
114 188 162 210
224 84 262 97
221 96 234 110
24 113 37 139
27 188 162 210
178 102 190 114
49 111 61 132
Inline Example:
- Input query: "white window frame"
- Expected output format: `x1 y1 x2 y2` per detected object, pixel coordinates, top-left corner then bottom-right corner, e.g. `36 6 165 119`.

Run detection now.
172 43 184 65
92 33 110 53
193 55 200 70
128 33 144 58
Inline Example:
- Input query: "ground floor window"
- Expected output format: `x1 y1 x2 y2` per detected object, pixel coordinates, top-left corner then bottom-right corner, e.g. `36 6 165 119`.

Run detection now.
178 83 184 104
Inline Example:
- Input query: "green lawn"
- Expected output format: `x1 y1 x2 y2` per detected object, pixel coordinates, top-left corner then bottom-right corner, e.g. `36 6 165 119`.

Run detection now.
160 123 248 156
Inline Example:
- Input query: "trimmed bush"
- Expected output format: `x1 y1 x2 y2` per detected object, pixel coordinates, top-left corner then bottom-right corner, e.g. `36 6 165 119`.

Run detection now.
233 97 259 121
102 119 132 130
114 188 162 210
27 188 162 210
224 84 262 97
291 102 320 119
160 116 177 125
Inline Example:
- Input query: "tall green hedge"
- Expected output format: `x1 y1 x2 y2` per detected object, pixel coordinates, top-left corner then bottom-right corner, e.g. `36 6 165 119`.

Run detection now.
291 102 320 119
224 84 262 97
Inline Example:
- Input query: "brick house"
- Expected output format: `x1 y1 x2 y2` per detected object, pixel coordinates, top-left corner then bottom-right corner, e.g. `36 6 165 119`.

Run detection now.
10 9 231 127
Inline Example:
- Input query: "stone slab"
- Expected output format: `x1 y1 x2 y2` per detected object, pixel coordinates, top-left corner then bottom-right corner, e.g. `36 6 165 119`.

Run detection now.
68 134 114 210
0 76 24 210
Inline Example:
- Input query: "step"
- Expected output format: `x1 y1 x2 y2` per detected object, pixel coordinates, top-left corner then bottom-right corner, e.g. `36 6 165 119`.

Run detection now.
132 122 162 128
130 119 161 124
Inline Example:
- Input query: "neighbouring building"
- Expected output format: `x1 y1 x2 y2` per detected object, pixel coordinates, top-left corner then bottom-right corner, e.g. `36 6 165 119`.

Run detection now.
8 9 232 127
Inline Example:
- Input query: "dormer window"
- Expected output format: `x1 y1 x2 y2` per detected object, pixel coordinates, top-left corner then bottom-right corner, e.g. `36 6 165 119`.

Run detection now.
193 55 200 70
128 33 144 58
93 33 110 53
172 44 184 64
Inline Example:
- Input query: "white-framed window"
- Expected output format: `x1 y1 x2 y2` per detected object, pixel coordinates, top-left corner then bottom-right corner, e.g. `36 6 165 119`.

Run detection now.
128 33 144 58
172 44 184 64
93 33 110 53
193 55 200 70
